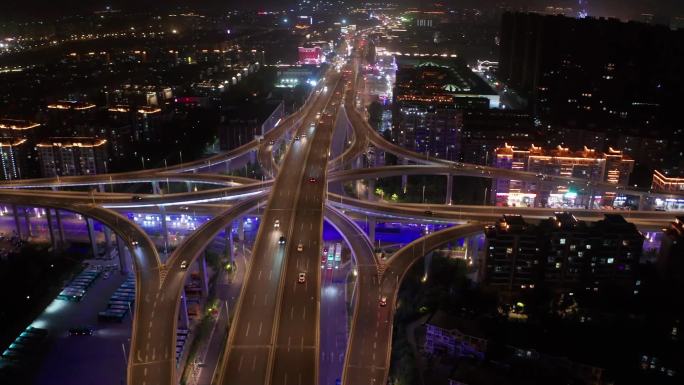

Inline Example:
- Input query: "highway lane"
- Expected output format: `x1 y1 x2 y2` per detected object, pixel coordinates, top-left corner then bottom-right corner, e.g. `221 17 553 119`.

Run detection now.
0 180 271 209
342 222 482 385
128 194 266 385
327 193 677 228
322 206 376 385
268 77 347 385
328 56 369 172
0 173 253 189
216 72 342 385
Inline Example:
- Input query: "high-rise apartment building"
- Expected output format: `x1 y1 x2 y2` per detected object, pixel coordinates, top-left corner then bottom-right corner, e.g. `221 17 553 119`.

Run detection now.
0 138 29 180
498 12 684 174
37 137 108 177
392 57 499 161
483 213 643 293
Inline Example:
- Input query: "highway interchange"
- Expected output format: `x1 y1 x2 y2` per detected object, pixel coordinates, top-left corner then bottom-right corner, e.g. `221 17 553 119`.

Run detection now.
0 34 682 385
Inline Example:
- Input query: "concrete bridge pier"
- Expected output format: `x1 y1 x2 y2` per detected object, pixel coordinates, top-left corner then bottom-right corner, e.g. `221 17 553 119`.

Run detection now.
55 209 65 246
423 251 433 283
159 206 169 257
23 207 33 238
152 181 161 195
186 182 193 193
401 158 409 192
368 217 376 246
368 179 376 201
46 208 56 250
445 174 453 205
115 235 130 274
638 195 647 211
86 217 99 258
103 226 112 259
237 219 245 242
225 225 234 264
466 236 481 269
12 204 22 239
199 252 210 297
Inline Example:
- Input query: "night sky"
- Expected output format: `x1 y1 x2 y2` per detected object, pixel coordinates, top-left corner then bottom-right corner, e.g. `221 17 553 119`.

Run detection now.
0 0 682 20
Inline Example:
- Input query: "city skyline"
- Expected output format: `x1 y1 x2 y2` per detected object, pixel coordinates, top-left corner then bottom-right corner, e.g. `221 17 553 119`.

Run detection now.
0 4 682 385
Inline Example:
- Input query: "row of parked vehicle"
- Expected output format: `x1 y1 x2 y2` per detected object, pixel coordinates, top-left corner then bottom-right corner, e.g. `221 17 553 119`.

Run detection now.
0 326 48 369
56 267 101 302
97 275 135 322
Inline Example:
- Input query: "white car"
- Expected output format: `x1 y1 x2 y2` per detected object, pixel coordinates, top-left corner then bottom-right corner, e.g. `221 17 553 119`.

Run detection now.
379 296 387 307
298 272 306 283
274 219 280 229
180 260 188 270
297 243 304 252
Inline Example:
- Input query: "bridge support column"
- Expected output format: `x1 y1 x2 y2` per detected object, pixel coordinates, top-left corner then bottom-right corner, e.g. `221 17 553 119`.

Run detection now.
24 207 33 238
466 236 481 269
103 226 112 258
12 204 22 239
423 251 433 282
55 209 65 246
86 218 99 258
638 195 647 211
237 219 245 242
225 225 234 264
445 174 453 205
199 252 210 297
368 179 375 201
368 217 376 246
179 290 189 329
115 235 129 274
186 182 192 193
402 158 409 192
159 206 169 257
152 181 161 195
46 209 56 250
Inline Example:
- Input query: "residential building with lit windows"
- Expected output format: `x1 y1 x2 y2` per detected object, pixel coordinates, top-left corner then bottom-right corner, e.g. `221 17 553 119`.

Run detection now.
482 215 541 292
651 170 684 210
45 100 98 137
652 170 684 194
0 138 29 180
37 138 108 177
492 144 634 207
483 213 642 293
392 57 500 161
499 12 684 183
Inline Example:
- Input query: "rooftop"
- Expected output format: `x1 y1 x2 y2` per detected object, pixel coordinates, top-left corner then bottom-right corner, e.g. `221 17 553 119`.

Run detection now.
37 137 107 148
0 119 40 130
47 100 96 111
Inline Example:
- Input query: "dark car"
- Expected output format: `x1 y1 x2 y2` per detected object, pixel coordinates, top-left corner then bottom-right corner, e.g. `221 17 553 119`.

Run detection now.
279 236 286 245
424 210 433 216
131 195 143 201
69 326 94 336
